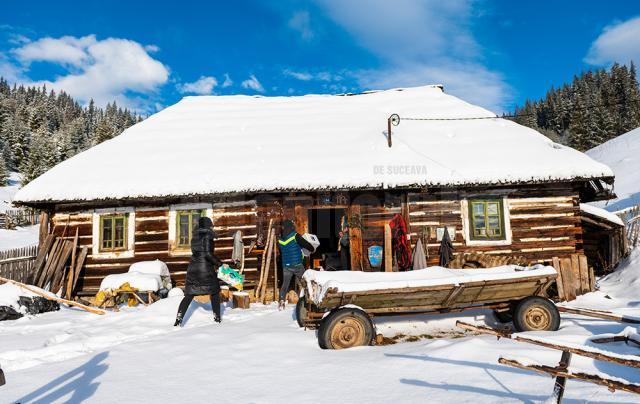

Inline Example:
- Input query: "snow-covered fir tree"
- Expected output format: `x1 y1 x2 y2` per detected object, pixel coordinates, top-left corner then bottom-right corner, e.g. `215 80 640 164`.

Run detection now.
0 78 142 184
512 63 640 151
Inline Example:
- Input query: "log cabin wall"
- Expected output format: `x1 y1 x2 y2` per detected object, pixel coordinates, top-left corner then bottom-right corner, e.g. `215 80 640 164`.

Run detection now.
50 200 260 295
47 182 586 295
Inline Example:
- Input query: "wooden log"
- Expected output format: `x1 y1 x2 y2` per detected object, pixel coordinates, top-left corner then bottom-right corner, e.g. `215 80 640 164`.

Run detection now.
232 292 250 309
384 222 392 272
499 357 640 395
38 211 49 246
38 238 63 288
220 286 231 302
0 276 105 315
457 321 640 368
260 235 275 303
557 306 640 324
256 219 273 296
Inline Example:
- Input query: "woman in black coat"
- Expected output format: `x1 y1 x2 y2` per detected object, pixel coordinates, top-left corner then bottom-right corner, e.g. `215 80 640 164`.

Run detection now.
174 216 223 326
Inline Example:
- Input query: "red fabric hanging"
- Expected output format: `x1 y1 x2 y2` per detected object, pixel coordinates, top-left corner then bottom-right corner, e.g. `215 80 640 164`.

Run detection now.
389 213 413 271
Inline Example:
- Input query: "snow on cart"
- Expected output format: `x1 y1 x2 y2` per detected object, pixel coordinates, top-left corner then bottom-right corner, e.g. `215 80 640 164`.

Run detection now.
300 265 560 349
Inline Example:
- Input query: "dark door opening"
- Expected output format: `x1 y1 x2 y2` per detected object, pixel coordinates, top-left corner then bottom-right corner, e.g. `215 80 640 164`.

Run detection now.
307 208 346 270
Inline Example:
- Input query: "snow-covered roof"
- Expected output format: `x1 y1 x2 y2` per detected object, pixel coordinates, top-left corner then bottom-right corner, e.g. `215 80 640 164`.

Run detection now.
587 127 640 212
580 203 624 227
15 85 614 204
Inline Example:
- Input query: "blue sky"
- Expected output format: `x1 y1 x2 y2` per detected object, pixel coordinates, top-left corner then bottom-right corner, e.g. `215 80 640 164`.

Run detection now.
1 0 639 114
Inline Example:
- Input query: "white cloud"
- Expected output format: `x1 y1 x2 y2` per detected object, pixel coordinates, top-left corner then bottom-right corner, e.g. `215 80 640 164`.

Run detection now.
145 44 160 53
241 74 264 92
177 76 218 95
14 35 96 67
9 35 169 111
283 69 341 82
313 0 511 112
585 17 640 66
222 73 233 87
288 11 314 41
283 69 313 81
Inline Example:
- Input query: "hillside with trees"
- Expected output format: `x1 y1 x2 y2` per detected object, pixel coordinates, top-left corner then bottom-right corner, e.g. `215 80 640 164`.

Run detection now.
0 78 142 186
512 63 640 151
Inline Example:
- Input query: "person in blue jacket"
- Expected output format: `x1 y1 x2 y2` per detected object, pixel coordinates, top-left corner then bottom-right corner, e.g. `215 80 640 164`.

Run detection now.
278 219 316 310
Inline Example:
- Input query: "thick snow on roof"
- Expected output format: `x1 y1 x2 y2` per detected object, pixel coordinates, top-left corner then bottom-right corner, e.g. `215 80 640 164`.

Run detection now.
15 85 613 204
580 203 624 226
587 127 640 212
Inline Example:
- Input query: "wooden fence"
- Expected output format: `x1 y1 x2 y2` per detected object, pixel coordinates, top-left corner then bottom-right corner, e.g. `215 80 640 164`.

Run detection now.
0 245 38 284
616 204 640 251
0 208 40 230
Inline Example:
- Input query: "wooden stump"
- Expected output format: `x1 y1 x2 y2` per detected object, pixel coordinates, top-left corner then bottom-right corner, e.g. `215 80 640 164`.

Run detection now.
220 286 231 302
286 290 299 304
232 292 250 309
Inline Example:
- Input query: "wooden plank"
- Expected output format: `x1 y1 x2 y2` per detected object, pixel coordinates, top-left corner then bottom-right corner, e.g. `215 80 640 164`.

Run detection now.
560 257 576 301
384 223 392 272
71 247 88 297
552 257 566 301
51 241 74 293
65 228 79 299
577 254 590 294
30 234 54 284
570 254 581 295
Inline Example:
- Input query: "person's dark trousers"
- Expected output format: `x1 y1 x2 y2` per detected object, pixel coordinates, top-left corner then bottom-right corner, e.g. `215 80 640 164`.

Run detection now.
340 245 351 271
279 264 306 301
176 292 221 323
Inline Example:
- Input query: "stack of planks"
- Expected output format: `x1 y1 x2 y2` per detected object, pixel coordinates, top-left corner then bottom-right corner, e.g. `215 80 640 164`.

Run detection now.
552 254 593 302
30 228 88 299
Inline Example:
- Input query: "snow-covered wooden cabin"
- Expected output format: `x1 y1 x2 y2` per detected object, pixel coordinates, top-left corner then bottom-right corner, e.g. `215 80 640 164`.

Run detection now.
14 85 615 297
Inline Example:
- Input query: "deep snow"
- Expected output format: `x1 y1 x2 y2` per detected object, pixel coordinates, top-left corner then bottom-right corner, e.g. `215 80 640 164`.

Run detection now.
0 224 39 251
0 172 21 212
587 127 640 211
1 258 639 403
15 85 612 204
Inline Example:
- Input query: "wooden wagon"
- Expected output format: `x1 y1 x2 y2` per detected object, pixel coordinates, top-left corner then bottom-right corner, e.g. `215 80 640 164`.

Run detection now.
298 266 560 349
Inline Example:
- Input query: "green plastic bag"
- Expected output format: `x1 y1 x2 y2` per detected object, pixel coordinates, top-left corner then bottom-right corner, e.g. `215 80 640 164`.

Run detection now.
217 264 245 290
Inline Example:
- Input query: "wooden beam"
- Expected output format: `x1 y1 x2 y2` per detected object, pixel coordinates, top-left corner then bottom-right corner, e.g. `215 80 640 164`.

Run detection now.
557 306 640 324
384 222 393 272
499 357 640 395
0 276 105 315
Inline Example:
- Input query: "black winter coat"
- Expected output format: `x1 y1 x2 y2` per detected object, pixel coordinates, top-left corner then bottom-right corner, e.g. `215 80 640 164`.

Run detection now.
184 227 222 295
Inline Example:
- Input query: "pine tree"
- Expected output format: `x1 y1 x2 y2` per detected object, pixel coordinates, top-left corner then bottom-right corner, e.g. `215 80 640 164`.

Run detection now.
512 64 640 150
0 156 8 186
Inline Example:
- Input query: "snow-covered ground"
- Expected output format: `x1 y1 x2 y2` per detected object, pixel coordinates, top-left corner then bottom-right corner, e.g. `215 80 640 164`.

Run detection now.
587 127 640 212
0 224 39 251
0 171 39 251
0 172 21 212
1 259 639 403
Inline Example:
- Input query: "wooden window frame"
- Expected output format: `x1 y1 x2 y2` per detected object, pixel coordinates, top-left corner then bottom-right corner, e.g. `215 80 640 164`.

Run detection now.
175 209 205 248
99 214 128 252
468 199 506 241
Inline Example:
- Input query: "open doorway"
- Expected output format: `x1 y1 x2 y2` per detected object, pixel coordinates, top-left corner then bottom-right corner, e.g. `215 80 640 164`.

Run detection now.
307 208 347 270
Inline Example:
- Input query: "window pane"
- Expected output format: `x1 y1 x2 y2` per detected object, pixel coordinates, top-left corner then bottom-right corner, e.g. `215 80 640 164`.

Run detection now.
488 216 500 229
102 218 113 249
472 203 484 216
473 217 486 229
114 217 125 248
487 203 499 215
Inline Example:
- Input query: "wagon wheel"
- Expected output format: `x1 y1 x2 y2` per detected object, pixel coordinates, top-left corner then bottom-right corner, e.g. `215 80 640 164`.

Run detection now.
295 296 308 328
318 308 374 349
513 297 560 332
